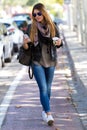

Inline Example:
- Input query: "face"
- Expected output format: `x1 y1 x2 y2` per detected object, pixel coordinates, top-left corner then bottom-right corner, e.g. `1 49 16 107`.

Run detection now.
33 9 44 23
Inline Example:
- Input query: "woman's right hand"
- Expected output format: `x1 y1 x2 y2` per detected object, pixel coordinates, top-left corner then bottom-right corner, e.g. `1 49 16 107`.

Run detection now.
23 34 31 49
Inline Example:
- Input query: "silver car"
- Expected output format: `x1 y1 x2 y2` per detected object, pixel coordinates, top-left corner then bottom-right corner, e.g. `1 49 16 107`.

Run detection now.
0 23 5 68
1 18 24 52
0 19 14 62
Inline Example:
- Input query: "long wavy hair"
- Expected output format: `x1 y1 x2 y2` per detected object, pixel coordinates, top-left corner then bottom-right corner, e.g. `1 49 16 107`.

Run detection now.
30 3 56 43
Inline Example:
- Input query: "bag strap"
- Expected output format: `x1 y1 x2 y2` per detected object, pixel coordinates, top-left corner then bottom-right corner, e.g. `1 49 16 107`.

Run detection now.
28 66 33 79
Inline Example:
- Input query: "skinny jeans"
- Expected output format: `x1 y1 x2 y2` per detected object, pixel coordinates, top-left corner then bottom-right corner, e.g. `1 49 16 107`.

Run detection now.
32 64 55 112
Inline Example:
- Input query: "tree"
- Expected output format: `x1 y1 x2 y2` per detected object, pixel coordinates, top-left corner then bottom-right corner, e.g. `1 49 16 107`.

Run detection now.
56 0 64 5
26 0 38 6
2 0 28 6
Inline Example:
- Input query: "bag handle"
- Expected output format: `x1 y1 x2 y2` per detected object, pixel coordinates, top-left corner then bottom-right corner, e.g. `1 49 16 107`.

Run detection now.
28 66 33 79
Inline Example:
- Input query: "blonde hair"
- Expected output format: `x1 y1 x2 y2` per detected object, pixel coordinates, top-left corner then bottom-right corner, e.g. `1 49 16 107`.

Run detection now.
30 3 56 43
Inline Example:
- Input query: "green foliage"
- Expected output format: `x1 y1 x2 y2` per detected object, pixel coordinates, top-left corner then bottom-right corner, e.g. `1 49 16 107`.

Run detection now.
55 0 64 5
1 0 63 18
1 0 64 6
26 0 38 6
2 0 28 6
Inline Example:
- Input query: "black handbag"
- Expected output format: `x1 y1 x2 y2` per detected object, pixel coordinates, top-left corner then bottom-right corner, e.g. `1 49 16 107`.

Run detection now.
18 46 31 66
18 46 33 79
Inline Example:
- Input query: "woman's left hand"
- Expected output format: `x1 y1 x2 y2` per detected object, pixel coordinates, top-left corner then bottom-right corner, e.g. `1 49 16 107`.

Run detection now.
55 38 62 46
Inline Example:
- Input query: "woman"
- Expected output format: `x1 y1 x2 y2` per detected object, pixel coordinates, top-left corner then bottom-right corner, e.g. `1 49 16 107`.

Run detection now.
23 3 62 126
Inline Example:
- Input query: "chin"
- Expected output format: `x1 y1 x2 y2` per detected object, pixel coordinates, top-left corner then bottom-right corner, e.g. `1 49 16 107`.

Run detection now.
37 20 42 22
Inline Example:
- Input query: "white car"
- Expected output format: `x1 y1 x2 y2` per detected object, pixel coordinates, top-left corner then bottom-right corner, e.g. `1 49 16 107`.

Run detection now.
12 28 24 52
12 16 31 34
0 23 5 68
12 15 32 26
0 42 4 68
0 18 24 53
0 36 5 68
0 19 14 62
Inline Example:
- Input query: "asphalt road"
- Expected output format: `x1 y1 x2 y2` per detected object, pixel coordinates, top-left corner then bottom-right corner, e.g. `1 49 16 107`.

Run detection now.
0 54 23 104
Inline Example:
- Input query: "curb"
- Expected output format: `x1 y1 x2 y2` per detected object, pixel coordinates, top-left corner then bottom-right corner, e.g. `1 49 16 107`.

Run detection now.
63 29 87 130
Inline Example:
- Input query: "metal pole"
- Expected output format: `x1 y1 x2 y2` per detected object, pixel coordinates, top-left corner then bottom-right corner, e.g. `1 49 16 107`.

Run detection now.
71 0 77 31
75 0 81 42
83 0 87 50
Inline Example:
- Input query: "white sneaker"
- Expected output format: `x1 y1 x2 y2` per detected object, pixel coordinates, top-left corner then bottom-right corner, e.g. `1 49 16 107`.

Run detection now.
42 111 47 122
46 115 54 126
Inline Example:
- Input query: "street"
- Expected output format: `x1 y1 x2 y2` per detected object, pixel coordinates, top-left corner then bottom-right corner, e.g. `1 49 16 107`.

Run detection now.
0 54 24 104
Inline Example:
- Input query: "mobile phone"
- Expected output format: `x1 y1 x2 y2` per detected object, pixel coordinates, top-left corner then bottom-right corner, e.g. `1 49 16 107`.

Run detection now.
24 34 29 39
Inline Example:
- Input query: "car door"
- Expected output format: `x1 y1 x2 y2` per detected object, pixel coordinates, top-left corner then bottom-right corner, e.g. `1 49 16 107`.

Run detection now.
0 23 5 68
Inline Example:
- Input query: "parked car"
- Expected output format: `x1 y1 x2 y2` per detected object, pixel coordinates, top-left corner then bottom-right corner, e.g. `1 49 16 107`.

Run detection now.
12 27 24 52
12 13 32 21
0 23 5 68
0 18 24 52
0 19 13 62
12 16 31 33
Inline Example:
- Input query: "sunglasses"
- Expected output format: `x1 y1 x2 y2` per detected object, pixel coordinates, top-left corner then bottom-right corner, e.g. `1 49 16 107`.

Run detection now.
33 12 42 17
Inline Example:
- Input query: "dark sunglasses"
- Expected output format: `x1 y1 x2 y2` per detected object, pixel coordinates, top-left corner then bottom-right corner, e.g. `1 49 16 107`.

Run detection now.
33 12 42 17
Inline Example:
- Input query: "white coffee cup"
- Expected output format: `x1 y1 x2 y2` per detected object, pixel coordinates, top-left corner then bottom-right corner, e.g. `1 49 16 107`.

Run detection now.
52 37 59 41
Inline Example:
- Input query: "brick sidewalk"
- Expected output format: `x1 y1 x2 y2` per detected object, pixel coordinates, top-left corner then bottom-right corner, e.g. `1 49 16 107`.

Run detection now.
1 46 84 130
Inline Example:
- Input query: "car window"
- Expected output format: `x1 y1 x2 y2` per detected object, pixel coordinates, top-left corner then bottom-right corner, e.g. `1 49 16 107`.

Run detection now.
0 23 7 35
2 24 7 34
14 20 28 28
12 14 31 21
3 23 10 28
12 21 18 28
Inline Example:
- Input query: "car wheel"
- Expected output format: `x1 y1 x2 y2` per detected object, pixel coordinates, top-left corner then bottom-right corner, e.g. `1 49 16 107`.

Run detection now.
2 59 5 67
1 56 5 67
13 44 19 52
5 57 11 62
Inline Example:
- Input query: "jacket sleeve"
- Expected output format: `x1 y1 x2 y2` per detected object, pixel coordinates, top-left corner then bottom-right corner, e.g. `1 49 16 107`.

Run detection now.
55 25 60 38
54 25 63 48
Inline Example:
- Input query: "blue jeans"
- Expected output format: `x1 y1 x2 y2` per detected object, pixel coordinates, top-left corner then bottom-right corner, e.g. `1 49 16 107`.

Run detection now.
32 64 55 112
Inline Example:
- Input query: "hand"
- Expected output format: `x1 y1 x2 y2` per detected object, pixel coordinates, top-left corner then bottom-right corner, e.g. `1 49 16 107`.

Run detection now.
23 34 31 49
23 34 31 44
55 38 62 46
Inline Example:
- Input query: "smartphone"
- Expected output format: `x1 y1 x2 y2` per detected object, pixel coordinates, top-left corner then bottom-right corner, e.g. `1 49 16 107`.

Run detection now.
23 34 29 39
